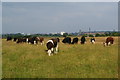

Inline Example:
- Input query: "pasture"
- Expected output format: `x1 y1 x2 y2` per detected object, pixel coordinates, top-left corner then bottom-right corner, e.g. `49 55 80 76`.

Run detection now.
2 37 118 78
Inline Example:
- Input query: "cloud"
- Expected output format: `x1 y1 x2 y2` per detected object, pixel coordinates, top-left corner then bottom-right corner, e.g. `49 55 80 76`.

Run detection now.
2 2 118 33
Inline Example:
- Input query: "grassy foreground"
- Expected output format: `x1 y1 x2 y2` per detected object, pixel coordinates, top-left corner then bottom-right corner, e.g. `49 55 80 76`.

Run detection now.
2 37 118 78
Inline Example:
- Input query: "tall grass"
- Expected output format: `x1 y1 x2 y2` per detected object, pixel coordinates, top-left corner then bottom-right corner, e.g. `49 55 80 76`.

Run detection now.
2 37 118 78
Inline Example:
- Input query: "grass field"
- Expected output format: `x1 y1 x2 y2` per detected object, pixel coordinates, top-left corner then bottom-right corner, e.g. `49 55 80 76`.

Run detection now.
2 37 118 78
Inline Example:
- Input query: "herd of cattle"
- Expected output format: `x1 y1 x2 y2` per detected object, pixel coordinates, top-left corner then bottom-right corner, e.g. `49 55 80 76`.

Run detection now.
6 36 114 56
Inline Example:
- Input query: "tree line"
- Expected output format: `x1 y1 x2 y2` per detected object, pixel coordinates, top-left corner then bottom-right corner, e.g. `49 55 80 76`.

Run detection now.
2 31 120 39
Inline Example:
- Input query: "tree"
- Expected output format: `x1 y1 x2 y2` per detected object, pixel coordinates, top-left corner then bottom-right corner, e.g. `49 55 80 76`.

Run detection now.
95 33 100 37
63 33 68 37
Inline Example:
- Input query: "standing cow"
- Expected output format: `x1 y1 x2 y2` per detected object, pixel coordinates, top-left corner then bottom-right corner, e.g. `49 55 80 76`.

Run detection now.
6 37 12 41
80 36 86 44
62 37 71 44
71 37 78 44
46 38 59 56
16 38 28 43
36 37 44 45
13 38 17 42
103 37 114 46
27 37 38 44
90 37 95 44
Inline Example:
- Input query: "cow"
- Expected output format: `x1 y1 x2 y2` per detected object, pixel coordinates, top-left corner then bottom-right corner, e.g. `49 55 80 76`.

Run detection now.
71 37 78 44
6 37 12 41
13 38 17 42
36 37 44 45
16 38 23 43
56 38 60 42
62 37 71 44
90 37 95 44
80 36 86 44
27 37 38 44
103 37 114 46
46 38 59 56
16 38 28 43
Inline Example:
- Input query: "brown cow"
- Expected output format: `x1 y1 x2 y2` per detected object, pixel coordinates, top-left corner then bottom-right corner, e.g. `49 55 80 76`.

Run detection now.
103 37 114 46
36 37 44 45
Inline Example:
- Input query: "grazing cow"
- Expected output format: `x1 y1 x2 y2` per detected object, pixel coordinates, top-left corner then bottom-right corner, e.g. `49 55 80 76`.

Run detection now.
80 36 86 44
71 37 78 44
46 38 59 56
13 38 17 42
28 37 38 44
6 37 12 41
16 38 28 43
90 37 95 44
62 37 71 44
103 37 114 46
16 38 23 43
36 37 44 45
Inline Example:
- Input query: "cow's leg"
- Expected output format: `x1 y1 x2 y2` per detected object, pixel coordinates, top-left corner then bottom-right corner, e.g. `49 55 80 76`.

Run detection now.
26 38 28 43
34 41 36 44
47 50 52 56
51 48 54 55
55 45 58 54
40 41 44 45
42 41 44 45
40 41 43 45
108 42 111 46
28 41 31 44
51 48 54 52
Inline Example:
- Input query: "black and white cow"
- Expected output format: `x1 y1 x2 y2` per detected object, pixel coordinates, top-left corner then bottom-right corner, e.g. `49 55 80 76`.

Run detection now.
62 37 71 44
16 38 28 43
71 37 78 44
6 37 12 41
16 38 23 43
27 37 38 44
46 38 59 56
56 38 60 43
80 36 86 44
13 38 17 42
90 37 95 44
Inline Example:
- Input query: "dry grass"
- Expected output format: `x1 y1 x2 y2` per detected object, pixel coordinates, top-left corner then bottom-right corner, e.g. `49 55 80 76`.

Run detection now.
2 37 118 78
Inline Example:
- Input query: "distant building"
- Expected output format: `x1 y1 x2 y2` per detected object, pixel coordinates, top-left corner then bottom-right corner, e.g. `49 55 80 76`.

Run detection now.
61 32 65 35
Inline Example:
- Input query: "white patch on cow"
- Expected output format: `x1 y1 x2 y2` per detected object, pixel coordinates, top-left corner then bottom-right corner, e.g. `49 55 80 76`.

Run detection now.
108 42 111 46
48 50 51 56
51 48 54 52
55 45 58 54
91 40 95 44
47 40 54 45
26 38 28 42
40 43 42 45
34 41 36 44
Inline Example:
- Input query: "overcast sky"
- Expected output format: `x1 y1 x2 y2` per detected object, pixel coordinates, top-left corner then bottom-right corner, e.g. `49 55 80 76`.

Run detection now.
2 2 118 34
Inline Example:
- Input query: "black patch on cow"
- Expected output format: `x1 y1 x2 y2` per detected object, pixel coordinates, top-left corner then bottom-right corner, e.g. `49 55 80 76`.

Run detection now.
62 37 71 44
72 37 78 44
81 36 86 44
6 37 12 41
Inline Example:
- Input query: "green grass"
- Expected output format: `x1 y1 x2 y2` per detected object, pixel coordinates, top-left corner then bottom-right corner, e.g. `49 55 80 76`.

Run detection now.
2 37 118 78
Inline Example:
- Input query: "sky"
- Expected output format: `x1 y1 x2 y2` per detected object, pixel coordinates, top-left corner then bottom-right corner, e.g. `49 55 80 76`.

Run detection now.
0 1 1 34
2 2 118 34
